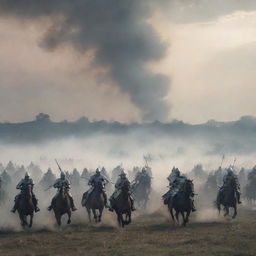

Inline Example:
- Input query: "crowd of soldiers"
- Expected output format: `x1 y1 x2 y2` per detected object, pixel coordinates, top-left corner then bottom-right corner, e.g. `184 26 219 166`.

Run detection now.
0 161 152 214
1 160 256 220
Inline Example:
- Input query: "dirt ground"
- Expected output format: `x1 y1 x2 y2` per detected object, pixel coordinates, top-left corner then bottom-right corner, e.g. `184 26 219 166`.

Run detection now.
0 207 255 256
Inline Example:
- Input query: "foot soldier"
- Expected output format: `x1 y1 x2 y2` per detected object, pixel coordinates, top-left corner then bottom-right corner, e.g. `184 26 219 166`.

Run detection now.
48 171 77 211
109 171 136 212
83 168 109 208
11 172 40 213
163 167 196 212
218 167 241 204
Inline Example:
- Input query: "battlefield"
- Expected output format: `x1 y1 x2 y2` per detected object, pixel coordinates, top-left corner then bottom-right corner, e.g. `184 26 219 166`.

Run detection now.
0 158 256 256
1 0 256 255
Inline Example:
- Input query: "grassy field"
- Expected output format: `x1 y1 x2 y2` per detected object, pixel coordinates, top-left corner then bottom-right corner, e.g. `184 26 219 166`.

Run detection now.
0 207 255 256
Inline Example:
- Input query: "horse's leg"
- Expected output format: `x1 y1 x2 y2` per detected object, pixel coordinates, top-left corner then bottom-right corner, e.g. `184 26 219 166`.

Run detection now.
24 215 28 226
29 214 33 228
232 205 237 219
127 212 131 224
86 207 92 223
55 213 61 226
67 211 71 224
169 207 175 224
18 213 25 227
175 211 180 225
98 208 103 222
224 206 228 217
117 213 123 228
185 211 190 224
180 211 186 226
92 209 97 223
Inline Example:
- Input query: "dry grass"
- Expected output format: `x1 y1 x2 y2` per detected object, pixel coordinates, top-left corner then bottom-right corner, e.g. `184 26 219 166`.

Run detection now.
0 208 256 256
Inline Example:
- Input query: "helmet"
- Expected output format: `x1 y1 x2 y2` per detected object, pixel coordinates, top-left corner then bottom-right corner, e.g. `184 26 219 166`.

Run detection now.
227 167 233 175
60 171 66 179
142 167 147 173
96 168 101 175
25 172 30 179
175 168 180 176
119 171 126 177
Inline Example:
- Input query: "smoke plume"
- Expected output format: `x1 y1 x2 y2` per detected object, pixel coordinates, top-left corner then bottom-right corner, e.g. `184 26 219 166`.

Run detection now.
0 0 170 122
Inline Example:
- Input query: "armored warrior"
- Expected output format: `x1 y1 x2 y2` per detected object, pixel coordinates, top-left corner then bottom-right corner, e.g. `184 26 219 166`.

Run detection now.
11 172 40 213
219 167 241 204
84 168 109 207
163 167 196 211
109 171 135 211
47 171 77 211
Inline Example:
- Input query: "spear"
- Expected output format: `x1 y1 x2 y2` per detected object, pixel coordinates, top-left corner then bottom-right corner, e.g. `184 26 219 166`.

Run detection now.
55 159 63 173
220 154 225 168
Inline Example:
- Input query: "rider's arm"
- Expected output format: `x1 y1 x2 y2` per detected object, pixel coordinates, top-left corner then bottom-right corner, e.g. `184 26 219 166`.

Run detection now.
53 180 59 188
16 180 23 189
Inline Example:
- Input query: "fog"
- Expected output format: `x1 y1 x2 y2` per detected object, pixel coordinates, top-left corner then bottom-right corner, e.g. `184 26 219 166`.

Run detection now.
0 126 255 230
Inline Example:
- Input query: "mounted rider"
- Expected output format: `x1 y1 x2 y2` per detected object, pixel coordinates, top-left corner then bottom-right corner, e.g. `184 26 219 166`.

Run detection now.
218 167 241 204
109 171 135 212
135 167 148 181
47 171 77 211
83 168 109 208
133 167 151 190
163 167 196 212
11 172 40 213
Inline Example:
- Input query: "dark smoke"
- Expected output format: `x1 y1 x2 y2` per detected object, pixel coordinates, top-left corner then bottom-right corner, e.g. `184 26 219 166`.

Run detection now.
0 0 170 122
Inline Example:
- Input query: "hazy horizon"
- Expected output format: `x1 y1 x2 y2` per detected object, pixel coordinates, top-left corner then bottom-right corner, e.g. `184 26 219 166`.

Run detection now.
0 1 256 124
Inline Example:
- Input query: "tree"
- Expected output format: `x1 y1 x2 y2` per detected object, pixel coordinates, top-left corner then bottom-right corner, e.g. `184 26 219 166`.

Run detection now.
35 113 50 122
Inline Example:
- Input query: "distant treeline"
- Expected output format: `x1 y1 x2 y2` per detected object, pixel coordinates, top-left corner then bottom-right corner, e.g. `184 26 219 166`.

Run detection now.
1 114 256 155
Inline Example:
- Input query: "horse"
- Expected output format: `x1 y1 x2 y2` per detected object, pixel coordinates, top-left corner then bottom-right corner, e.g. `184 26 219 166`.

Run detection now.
216 179 238 219
168 179 194 226
82 181 105 223
16 184 35 228
52 184 72 226
244 182 256 207
113 181 132 227
131 176 151 209
0 186 6 205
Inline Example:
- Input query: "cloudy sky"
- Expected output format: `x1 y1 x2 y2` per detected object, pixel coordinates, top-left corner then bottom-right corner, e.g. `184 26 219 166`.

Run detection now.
0 0 256 124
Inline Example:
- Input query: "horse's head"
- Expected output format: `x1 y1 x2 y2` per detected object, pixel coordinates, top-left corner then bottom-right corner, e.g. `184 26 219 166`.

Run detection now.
121 180 130 193
60 183 68 196
184 179 194 196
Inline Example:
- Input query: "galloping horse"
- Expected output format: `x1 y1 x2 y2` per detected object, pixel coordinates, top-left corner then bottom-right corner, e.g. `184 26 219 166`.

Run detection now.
132 176 151 209
52 184 72 226
216 179 238 219
82 180 105 223
113 180 132 227
16 184 35 228
168 179 194 226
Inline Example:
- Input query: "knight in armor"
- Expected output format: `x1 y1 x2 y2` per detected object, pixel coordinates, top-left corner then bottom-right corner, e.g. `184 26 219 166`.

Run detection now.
39 168 56 189
109 171 135 212
163 167 196 212
135 167 147 181
218 167 241 204
11 172 40 213
47 171 77 211
84 168 109 208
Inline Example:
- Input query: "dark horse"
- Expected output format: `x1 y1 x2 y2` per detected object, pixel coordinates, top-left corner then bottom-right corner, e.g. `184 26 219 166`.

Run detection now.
52 184 72 226
132 176 151 209
113 181 132 227
168 179 194 226
82 181 105 223
216 179 237 219
17 184 35 228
